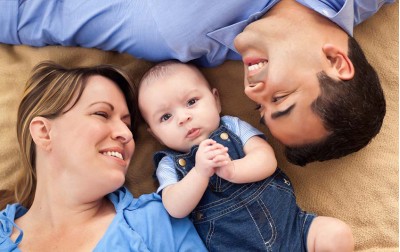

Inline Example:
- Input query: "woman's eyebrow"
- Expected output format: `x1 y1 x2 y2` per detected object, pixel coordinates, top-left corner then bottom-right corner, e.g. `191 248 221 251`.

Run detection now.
88 101 114 110
89 102 131 118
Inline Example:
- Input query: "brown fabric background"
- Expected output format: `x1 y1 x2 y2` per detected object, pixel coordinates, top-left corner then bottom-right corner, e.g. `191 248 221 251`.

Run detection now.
0 3 397 251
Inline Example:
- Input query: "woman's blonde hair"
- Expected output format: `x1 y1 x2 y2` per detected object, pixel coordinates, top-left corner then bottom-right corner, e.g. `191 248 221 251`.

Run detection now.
0 61 136 209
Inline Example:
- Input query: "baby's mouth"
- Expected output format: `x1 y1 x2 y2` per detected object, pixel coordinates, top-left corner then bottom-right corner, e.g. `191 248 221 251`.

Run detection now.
186 128 200 138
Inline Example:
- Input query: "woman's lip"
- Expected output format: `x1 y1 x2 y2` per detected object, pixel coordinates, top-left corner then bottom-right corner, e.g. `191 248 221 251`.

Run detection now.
100 147 126 160
102 154 128 168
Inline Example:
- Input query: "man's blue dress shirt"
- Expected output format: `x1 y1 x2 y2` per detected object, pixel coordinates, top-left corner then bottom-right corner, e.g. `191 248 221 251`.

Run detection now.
0 0 394 66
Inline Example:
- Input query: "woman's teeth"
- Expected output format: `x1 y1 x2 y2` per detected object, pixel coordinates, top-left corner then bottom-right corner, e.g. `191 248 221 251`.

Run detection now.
102 151 123 160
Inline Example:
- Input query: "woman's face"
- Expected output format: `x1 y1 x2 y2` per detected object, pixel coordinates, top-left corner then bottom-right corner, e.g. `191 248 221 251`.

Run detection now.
48 75 134 196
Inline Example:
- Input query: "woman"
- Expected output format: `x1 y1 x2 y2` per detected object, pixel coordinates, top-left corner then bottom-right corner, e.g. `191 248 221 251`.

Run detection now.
0 61 206 251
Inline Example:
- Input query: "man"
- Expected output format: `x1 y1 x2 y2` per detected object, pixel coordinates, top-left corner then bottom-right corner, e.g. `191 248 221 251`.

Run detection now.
0 0 392 165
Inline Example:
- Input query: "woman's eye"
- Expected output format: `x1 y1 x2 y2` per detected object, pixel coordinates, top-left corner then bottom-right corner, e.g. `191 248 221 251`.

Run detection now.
187 98 198 106
124 122 132 130
94 111 109 118
161 113 172 122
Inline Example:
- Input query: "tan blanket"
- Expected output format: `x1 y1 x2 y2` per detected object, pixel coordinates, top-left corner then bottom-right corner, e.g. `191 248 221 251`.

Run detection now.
0 3 397 251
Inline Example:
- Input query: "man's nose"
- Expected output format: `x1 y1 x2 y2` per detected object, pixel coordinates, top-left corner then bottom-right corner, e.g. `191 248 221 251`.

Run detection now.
233 31 245 54
244 82 266 102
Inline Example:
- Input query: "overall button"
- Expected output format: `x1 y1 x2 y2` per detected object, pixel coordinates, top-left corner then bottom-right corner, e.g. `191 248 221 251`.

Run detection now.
178 158 186 167
195 212 204 221
220 132 229 140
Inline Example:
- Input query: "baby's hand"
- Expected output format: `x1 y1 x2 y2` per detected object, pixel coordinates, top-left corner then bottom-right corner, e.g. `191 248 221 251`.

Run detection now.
194 139 227 178
203 141 234 180
215 161 235 181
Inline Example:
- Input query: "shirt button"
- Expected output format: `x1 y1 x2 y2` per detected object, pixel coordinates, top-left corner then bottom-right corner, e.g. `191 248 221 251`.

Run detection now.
178 158 186 167
220 132 229 140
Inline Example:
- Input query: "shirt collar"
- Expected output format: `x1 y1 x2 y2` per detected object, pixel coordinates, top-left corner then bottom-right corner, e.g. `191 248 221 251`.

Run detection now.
206 3 277 54
207 0 354 55
298 0 354 36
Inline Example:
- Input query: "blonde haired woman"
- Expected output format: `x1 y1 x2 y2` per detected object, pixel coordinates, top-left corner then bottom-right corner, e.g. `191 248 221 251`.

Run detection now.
0 62 206 251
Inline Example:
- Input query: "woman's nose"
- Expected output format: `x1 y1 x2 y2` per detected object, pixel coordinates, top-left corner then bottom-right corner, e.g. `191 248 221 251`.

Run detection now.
112 121 133 144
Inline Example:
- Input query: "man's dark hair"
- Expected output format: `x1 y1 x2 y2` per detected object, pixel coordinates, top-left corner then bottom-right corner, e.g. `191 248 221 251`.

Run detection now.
285 37 386 166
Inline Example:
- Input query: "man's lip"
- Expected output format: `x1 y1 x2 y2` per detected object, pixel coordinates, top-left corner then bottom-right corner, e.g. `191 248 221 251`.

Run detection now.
243 57 267 66
243 57 268 78
186 128 200 138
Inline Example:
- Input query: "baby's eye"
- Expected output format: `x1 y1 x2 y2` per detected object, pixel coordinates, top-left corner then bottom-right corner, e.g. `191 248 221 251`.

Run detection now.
94 111 109 118
187 98 198 106
255 104 261 111
161 113 172 122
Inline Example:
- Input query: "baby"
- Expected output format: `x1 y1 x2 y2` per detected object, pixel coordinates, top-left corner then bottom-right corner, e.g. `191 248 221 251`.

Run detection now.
138 60 354 251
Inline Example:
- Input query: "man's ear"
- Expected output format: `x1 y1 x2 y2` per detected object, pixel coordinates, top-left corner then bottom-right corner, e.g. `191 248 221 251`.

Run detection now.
322 44 354 80
212 88 222 113
30 117 52 151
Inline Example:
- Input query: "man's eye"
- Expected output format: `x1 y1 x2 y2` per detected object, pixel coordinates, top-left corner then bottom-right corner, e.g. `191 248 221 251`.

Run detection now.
161 113 172 122
272 95 286 103
94 111 109 118
187 98 198 106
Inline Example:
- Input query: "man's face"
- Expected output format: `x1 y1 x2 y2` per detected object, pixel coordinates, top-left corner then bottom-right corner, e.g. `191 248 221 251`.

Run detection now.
234 11 329 146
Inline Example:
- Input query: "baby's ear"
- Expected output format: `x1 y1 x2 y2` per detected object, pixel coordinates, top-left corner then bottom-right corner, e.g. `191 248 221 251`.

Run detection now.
30 116 52 151
322 44 355 80
212 88 222 113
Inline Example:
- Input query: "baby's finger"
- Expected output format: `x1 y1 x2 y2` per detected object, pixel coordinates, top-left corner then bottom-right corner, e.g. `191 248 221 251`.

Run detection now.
212 154 230 163
199 139 216 148
203 142 220 151
209 148 229 159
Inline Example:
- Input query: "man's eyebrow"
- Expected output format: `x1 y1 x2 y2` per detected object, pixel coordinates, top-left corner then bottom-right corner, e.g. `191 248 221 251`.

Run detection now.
271 104 296 119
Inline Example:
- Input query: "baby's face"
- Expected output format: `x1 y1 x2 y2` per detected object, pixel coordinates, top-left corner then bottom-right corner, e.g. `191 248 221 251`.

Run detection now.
139 65 221 153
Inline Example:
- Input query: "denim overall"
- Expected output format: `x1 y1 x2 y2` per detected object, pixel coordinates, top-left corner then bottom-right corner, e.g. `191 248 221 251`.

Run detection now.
154 124 315 251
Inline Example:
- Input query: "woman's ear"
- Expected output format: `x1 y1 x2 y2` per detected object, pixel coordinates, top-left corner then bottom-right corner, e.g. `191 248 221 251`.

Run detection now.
30 117 52 151
212 88 222 113
322 44 355 80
